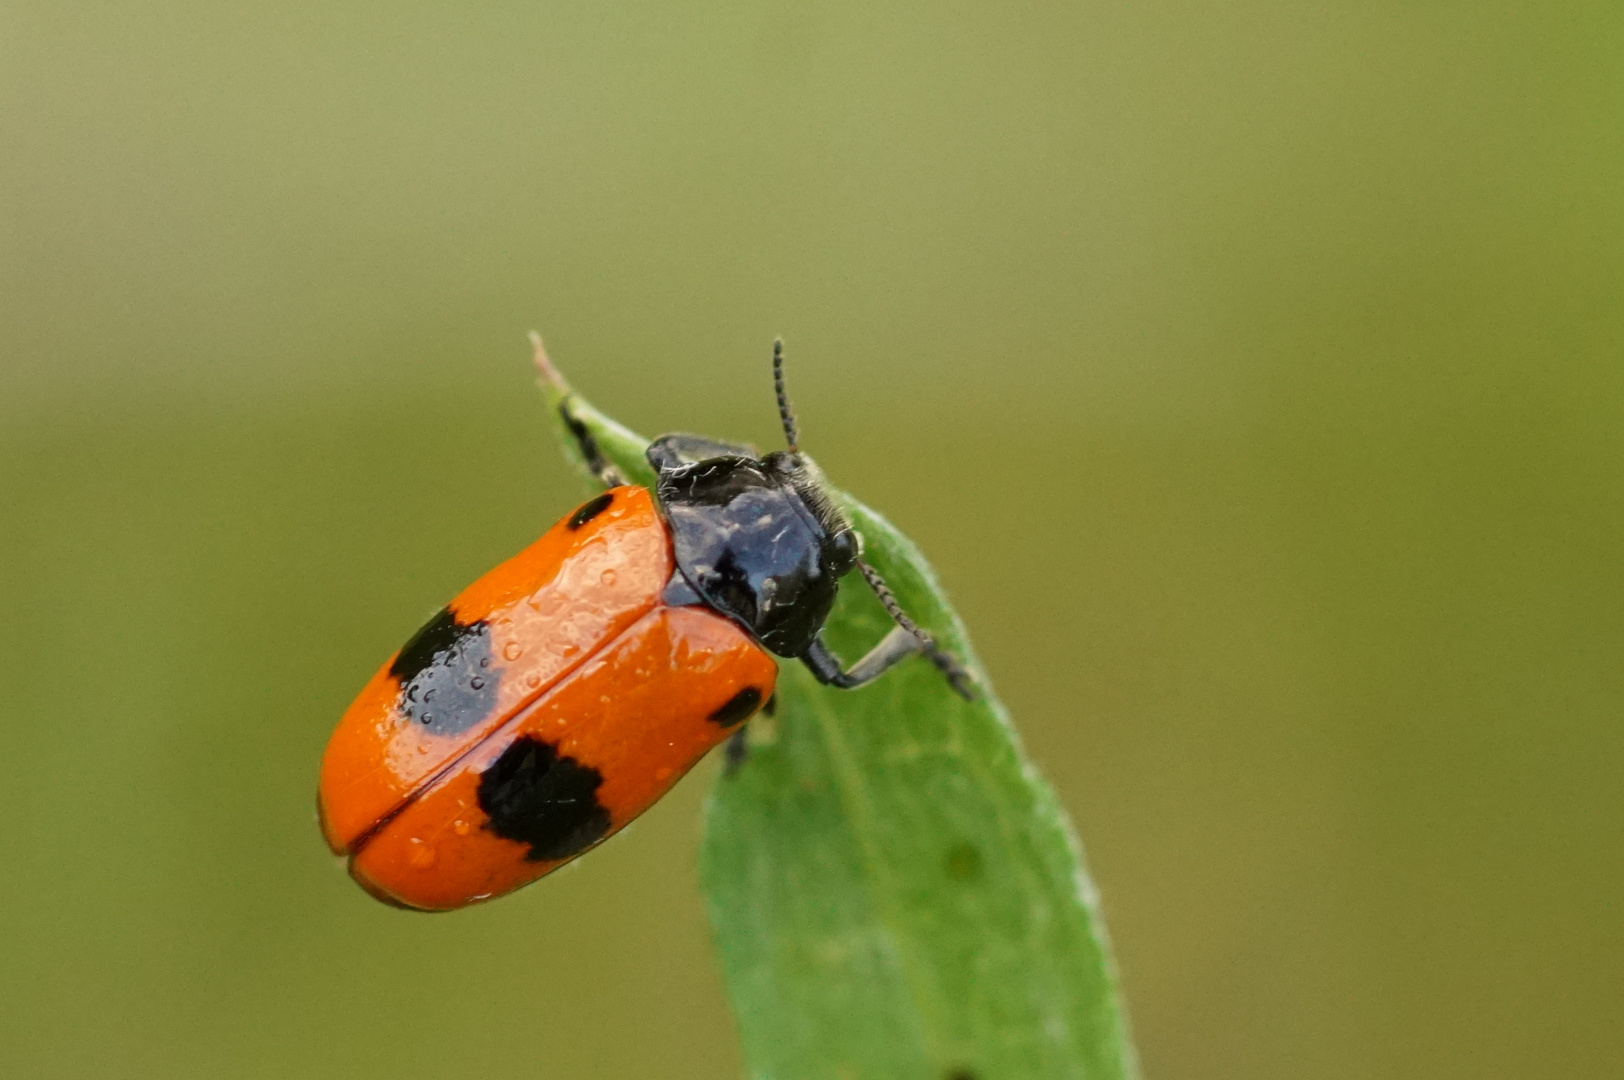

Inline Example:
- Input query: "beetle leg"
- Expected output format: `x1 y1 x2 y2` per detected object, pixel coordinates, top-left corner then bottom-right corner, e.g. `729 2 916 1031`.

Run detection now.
801 626 927 690
556 397 626 489
723 727 751 774
530 331 626 490
851 559 977 700
801 618 977 701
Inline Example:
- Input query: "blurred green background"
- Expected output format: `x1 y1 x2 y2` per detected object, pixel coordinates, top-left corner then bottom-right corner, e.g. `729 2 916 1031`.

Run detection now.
4 3 1620 1078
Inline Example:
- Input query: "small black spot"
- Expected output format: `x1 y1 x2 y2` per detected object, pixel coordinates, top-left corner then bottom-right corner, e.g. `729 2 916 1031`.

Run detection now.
567 491 614 530
478 736 611 862
390 607 497 733
709 686 763 727
945 842 983 881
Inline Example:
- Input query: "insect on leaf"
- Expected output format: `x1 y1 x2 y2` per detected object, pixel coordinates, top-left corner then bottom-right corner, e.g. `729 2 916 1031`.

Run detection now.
538 344 1138 1080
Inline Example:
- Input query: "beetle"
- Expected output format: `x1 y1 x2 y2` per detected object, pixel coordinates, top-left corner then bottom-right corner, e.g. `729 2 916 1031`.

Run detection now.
317 337 972 910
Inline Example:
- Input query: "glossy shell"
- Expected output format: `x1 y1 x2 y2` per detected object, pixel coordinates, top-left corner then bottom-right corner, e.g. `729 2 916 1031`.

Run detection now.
317 486 776 911
650 445 856 657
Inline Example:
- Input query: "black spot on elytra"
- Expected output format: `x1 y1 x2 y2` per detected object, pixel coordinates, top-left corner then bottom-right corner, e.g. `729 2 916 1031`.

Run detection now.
391 608 462 681
390 607 497 734
567 491 614 530
478 736 610 862
709 686 763 727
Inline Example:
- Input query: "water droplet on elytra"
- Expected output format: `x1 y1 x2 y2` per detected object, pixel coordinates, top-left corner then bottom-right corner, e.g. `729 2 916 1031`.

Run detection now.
504 642 523 661
470 676 485 690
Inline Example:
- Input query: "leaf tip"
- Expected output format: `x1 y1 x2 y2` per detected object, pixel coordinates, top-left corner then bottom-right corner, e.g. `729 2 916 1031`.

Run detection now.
528 330 570 398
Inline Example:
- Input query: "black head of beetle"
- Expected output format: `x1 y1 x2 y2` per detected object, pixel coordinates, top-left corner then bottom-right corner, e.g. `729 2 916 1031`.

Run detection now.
647 435 857 657
543 334 974 700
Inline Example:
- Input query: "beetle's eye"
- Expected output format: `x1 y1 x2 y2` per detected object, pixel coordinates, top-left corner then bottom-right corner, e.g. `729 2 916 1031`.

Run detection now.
828 529 858 573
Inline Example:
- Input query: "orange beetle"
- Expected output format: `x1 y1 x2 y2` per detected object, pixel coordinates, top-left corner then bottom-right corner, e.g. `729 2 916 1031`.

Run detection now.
318 339 971 910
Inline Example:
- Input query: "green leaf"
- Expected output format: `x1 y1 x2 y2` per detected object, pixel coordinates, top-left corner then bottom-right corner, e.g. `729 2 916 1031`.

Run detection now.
539 349 1138 1080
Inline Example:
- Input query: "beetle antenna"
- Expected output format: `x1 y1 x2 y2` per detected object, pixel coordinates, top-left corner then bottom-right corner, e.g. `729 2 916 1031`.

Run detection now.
856 559 977 701
772 337 800 453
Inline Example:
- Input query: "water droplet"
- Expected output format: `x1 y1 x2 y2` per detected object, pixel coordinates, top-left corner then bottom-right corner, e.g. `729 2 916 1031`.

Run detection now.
470 676 485 690
479 656 490 668
452 820 471 837
503 642 523 661
408 841 437 870
423 689 437 702
600 568 617 586
526 673 542 688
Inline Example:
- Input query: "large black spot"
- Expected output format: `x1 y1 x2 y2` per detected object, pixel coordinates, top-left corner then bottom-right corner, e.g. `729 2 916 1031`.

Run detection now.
567 491 614 530
391 607 462 682
708 686 763 727
478 736 611 862
390 607 497 734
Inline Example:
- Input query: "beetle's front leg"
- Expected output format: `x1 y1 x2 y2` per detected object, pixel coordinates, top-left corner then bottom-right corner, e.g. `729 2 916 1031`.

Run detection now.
800 559 977 700
800 626 930 691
